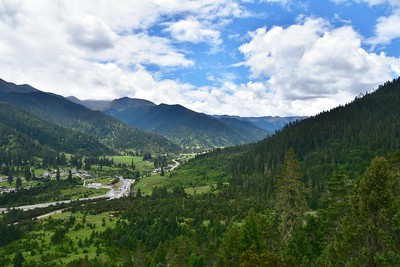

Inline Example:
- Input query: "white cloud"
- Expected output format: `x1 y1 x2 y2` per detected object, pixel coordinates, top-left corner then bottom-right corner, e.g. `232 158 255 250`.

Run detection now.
0 0 241 101
369 9 400 45
1 0 399 117
332 0 400 6
166 18 222 46
333 0 400 46
69 15 116 51
356 0 400 6
237 17 400 115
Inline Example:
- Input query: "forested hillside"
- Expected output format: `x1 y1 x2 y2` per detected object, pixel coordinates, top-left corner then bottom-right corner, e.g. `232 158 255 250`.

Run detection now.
0 79 180 153
230 78 400 206
80 97 270 151
0 101 113 158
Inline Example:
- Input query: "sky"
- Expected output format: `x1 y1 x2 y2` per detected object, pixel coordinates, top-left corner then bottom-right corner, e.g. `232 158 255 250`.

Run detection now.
1 0 400 116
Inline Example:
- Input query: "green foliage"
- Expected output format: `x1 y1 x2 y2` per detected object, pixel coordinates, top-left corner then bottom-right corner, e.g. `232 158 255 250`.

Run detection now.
51 227 67 244
0 101 113 157
243 209 263 252
275 148 307 244
326 157 400 266
13 251 25 267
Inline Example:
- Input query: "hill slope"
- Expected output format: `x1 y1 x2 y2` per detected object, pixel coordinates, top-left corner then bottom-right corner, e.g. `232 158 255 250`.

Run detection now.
214 115 307 133
0 79 180 153
0 101 113 157
75 97 270 150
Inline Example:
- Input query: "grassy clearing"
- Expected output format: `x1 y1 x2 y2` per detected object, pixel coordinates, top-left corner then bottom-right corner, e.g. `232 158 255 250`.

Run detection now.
103 156 154 174
107 156 145 165
134 171 217 196
1 211 120 266
184 185 214 195
60 187 109 200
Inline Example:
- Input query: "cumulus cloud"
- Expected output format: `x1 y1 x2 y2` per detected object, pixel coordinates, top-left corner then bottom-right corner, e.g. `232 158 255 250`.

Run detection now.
238 17 400 115
0 0 240 98
1 0 399 117
369 8 400 45
166 18 222 46
69 15 116 51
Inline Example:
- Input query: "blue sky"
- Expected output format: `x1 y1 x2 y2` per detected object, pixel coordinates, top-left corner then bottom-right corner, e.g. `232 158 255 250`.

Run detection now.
1 0 399 116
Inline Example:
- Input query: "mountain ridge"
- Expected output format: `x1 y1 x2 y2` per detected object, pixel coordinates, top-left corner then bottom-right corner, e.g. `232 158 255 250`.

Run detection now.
0 79 180 154
71 97 303 151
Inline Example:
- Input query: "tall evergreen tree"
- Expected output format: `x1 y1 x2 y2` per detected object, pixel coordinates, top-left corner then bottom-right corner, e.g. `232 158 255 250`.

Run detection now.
243 208 263 252
7 173 13 185
56 167 60 181
216 225 243 267
275 148 307 245
13 251 25 267
327 157 400 266
68 169 72 182
15 177 22 190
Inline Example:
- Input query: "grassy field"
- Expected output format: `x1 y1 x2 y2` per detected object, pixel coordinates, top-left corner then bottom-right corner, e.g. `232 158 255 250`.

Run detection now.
1 211 120 266
133 153 228 196
105 156 154 174
60 187 109 200
134 171 218 196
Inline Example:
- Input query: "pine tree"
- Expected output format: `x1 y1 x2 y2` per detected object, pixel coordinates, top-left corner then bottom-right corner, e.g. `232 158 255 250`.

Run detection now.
216 225 243 267
15 177 22 190
327 157 400 266
243 209 263 252
24 166 31 181
68 169 72 182
7 173 13 185
13 251 25 267
56 167 60 181
275 148 307 244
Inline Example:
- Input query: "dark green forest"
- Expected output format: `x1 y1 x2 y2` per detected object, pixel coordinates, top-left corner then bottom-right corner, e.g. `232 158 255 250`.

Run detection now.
0 79 180 154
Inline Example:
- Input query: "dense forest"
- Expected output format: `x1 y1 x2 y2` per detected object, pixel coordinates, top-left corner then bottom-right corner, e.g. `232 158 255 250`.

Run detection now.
0 79 180 154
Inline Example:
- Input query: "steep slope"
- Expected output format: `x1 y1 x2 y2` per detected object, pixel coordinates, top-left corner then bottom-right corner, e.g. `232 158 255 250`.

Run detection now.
222 78 399 206
239 116 306 132
0 101 113 156
188 78 400 208
0 79 180 153
244 79 400 172
90 97 268 150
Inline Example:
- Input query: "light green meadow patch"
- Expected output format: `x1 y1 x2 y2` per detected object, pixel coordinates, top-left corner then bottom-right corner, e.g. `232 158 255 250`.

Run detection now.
184 185 214 195
60 187 109 200
1 211 121 266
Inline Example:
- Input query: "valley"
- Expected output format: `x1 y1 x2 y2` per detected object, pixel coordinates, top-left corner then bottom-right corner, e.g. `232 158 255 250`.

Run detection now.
0 77 399 266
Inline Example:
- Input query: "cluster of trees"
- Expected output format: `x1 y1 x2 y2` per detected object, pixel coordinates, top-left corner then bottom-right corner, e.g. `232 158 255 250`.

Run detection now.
10 149 396 266
100 151 400 266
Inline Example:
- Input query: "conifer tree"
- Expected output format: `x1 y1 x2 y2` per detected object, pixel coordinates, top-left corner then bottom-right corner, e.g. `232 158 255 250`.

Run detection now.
15 177 22 190
327 157 400 266
243 208 263 252
275 148 307 244
216 225 243 267
56 167 60 181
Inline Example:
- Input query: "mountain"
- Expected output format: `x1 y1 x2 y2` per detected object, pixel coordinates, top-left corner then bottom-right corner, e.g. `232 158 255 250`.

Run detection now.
0 101 113 157
67 96 114 111
0 79 180 154
213 115 306 133
196 77 400 209
80 97 270 151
